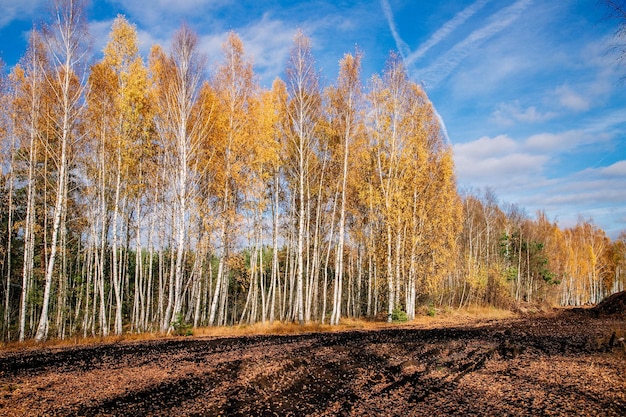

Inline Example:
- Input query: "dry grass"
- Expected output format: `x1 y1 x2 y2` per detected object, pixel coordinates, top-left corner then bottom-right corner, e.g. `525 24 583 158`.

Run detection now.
0 306 518 352
192 318 390 339
459 305 518 319
404 305 517 329
0 332 164 353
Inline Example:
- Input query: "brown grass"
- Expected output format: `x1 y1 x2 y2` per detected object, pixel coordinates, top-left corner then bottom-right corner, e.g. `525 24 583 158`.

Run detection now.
0 306 518 353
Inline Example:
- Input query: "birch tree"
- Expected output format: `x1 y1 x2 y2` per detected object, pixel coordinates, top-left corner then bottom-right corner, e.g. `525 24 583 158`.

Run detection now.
208 32 256 326
0 59 11 338
84 59 116 337
9 31 49 341
327 50 363 325
35 0 89 342
151 25 209 332
284 30 321 324
85 15 151 335
367 54 408 322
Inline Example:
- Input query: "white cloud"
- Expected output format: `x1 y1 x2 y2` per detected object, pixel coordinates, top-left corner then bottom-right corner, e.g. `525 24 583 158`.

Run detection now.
452 128 622 206
107 0 231 27
454 151 548 185
482 153 626 238
519 161 626 235
238 13 296 82
89 19 116 58
193 13 296 84
524 130 598 153
454 134 518 159
588 160 626 178
491 100 557 126
555 84 590 112
0 0 45 28
453 134 549 187
583 108 626 134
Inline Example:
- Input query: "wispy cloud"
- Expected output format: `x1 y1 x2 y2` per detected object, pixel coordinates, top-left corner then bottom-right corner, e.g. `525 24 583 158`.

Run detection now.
555 85 590 112
521 161 626 236
417 0 533 88
379 0 410 58
453 134 549 188
104 0 234 43
524 130 606 154
453 125 626 236
0 0 45 28
405 0 490 66
585 160 626 178
375 0 624 235
219 13 295 83
380 0 533 88
491 100 558 127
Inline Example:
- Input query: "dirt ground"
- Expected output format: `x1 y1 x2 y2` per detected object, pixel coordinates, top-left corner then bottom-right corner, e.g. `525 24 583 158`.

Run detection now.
1 307 625 416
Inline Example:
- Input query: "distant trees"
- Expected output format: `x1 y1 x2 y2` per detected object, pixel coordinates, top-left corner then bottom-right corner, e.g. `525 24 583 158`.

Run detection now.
0 1 624 341
441 189 624 310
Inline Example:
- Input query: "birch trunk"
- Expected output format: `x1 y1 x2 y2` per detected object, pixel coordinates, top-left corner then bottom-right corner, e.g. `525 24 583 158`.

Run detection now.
35 0 87 342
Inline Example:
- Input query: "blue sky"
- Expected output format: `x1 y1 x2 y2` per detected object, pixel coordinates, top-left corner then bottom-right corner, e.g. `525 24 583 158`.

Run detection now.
1 0 625 238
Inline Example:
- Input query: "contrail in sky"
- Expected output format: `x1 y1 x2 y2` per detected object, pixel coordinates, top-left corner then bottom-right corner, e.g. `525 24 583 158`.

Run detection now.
380 0 410 58
405 0 491 66
433 105 452 144
380 0 532 142
418 0 533 88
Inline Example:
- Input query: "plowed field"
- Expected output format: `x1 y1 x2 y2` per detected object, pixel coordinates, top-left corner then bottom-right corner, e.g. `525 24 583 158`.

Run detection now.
1 310 625 416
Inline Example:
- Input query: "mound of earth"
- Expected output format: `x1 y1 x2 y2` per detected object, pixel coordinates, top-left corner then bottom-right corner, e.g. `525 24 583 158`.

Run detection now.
592 291 626 316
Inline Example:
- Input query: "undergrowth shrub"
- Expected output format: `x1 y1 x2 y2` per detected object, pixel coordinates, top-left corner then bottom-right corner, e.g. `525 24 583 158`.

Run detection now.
172 313 193 336
427 304 436 317
391 307 408 322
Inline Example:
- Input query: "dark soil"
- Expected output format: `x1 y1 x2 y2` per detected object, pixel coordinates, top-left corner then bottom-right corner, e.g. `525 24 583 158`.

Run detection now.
1 310 625 416
593 290 626 316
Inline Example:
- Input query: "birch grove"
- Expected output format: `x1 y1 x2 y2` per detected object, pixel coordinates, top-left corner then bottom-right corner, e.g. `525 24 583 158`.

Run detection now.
0 5 624 341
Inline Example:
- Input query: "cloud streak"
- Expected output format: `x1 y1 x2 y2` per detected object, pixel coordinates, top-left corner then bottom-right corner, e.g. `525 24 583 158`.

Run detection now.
379 0 410 58
452 125 626 236
380 0 532 87
491 101 558 127
417 0 533 88
0 0 45 28
405 0 491 66
234 13 296 83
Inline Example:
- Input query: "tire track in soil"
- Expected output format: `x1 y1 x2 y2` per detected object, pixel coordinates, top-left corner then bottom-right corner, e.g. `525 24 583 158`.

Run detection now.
0 333 320 378
1 313 625 416
66 360 243 416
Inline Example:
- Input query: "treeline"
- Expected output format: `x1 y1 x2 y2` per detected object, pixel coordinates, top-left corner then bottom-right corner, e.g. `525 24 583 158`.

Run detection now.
0 1 624 342
447 189 625 309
